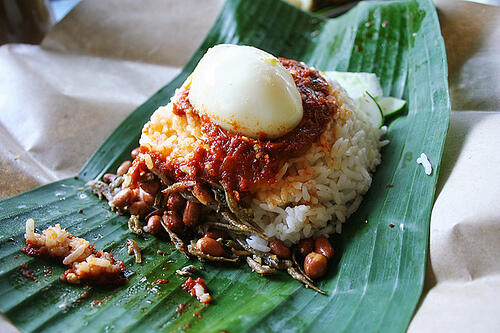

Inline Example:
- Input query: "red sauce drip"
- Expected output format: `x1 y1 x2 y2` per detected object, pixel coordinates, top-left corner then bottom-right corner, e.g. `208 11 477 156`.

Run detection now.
153 278 169 284
176 303 186 314
146 58 337 194
20 264 36 280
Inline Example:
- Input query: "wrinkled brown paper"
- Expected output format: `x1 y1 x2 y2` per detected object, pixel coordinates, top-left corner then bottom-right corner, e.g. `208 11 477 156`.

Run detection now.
1 0 499 331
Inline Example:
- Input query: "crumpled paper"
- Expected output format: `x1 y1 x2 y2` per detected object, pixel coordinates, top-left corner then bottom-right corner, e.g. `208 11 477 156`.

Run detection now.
0 0 499 331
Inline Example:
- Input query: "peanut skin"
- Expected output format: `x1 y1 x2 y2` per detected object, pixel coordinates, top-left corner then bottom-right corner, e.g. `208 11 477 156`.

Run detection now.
297 238 314 257
116 160 132 176
167 192 186 213
163 211 183 234
144 215 162 234
304 252 328 279
196 237 225 257
269 240 291 259
183 201 201 227
314 236 334 260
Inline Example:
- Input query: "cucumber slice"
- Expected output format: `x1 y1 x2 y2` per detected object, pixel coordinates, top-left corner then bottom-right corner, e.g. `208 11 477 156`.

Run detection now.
323 71 406 127
324 71 383 100
376 96 407 117
358 91 383 128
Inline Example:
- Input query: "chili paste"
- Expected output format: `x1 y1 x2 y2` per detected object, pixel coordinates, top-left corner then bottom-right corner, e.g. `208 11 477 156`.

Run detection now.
143 59 337 194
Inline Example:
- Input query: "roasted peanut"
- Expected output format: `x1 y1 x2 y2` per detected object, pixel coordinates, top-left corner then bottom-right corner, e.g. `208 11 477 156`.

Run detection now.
297 238 314 257
129 200 148 216
144 215 162 234
304 252 328 279
102 173 116 183
116 160 132 176
204 229 228 240
163 211 183 234
269 240 291 259
196 237 225 257
183 201 201 227
111 188 133 208
167 192 186 213
314 236 334 260
139 189 155 206
140 180 161 195
131 147 140 159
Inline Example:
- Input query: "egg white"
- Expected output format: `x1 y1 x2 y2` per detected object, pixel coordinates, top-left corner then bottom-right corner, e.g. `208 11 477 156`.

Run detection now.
188 44 303 139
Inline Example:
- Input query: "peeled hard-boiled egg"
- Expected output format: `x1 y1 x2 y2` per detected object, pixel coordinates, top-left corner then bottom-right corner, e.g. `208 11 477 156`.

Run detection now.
188 44 303 139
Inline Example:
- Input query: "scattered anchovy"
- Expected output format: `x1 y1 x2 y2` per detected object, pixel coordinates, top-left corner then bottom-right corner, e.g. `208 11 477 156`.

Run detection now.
275 259 293 270
161 181 196 195
292 251 314 283
149 168 172 187
416 153 432 175
86 180 114 202
203 221 260 236
221 212 267 240
128 215 143 235
160 221 190 258
176 265 197 277
231 248 253 256
246 256 276 275
222 185 253 220
234 237 267 257
144 208 165 221
233 237 285 269
191 183 213 206
127 239 142 263
187 245 239 263
109 176 124 191
179 191 201 204
287 267 326 295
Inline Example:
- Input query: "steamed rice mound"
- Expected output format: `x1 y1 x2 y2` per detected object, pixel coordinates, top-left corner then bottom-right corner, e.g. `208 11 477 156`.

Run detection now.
139 75 386 245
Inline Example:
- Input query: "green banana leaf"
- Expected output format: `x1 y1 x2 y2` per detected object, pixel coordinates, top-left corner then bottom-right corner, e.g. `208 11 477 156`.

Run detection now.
0 0 450 332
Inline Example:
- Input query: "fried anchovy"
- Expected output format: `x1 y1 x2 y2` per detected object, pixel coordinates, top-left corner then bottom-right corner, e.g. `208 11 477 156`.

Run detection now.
223 239 244 250
179 191 200 204
202 221 260 237
128 215 143 235
153 191 166 209
233 236 282 267
221 184 253 220
209 182 226 211
191 183 213 206
221 211 268 240
287 267 326 295
149 167 172 187
86 180 114 201
187 245 238 263
231 248 253 256
292 250 314 284
144 208 165 221
274 259 293 270
160 220 189 258
161 181 196 195
233 237 284 267
246 256 276 275
109 176 124 191
127 239 142 263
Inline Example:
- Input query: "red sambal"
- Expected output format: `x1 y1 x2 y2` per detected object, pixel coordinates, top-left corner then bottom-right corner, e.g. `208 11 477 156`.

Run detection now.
140 59 337 194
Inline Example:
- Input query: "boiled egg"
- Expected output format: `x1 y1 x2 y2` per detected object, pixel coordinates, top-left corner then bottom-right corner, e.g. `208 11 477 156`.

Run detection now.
188 44 303 139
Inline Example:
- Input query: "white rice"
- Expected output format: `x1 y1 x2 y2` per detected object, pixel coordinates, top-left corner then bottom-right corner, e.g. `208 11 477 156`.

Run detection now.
249 77 386 246
416 153 432 175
